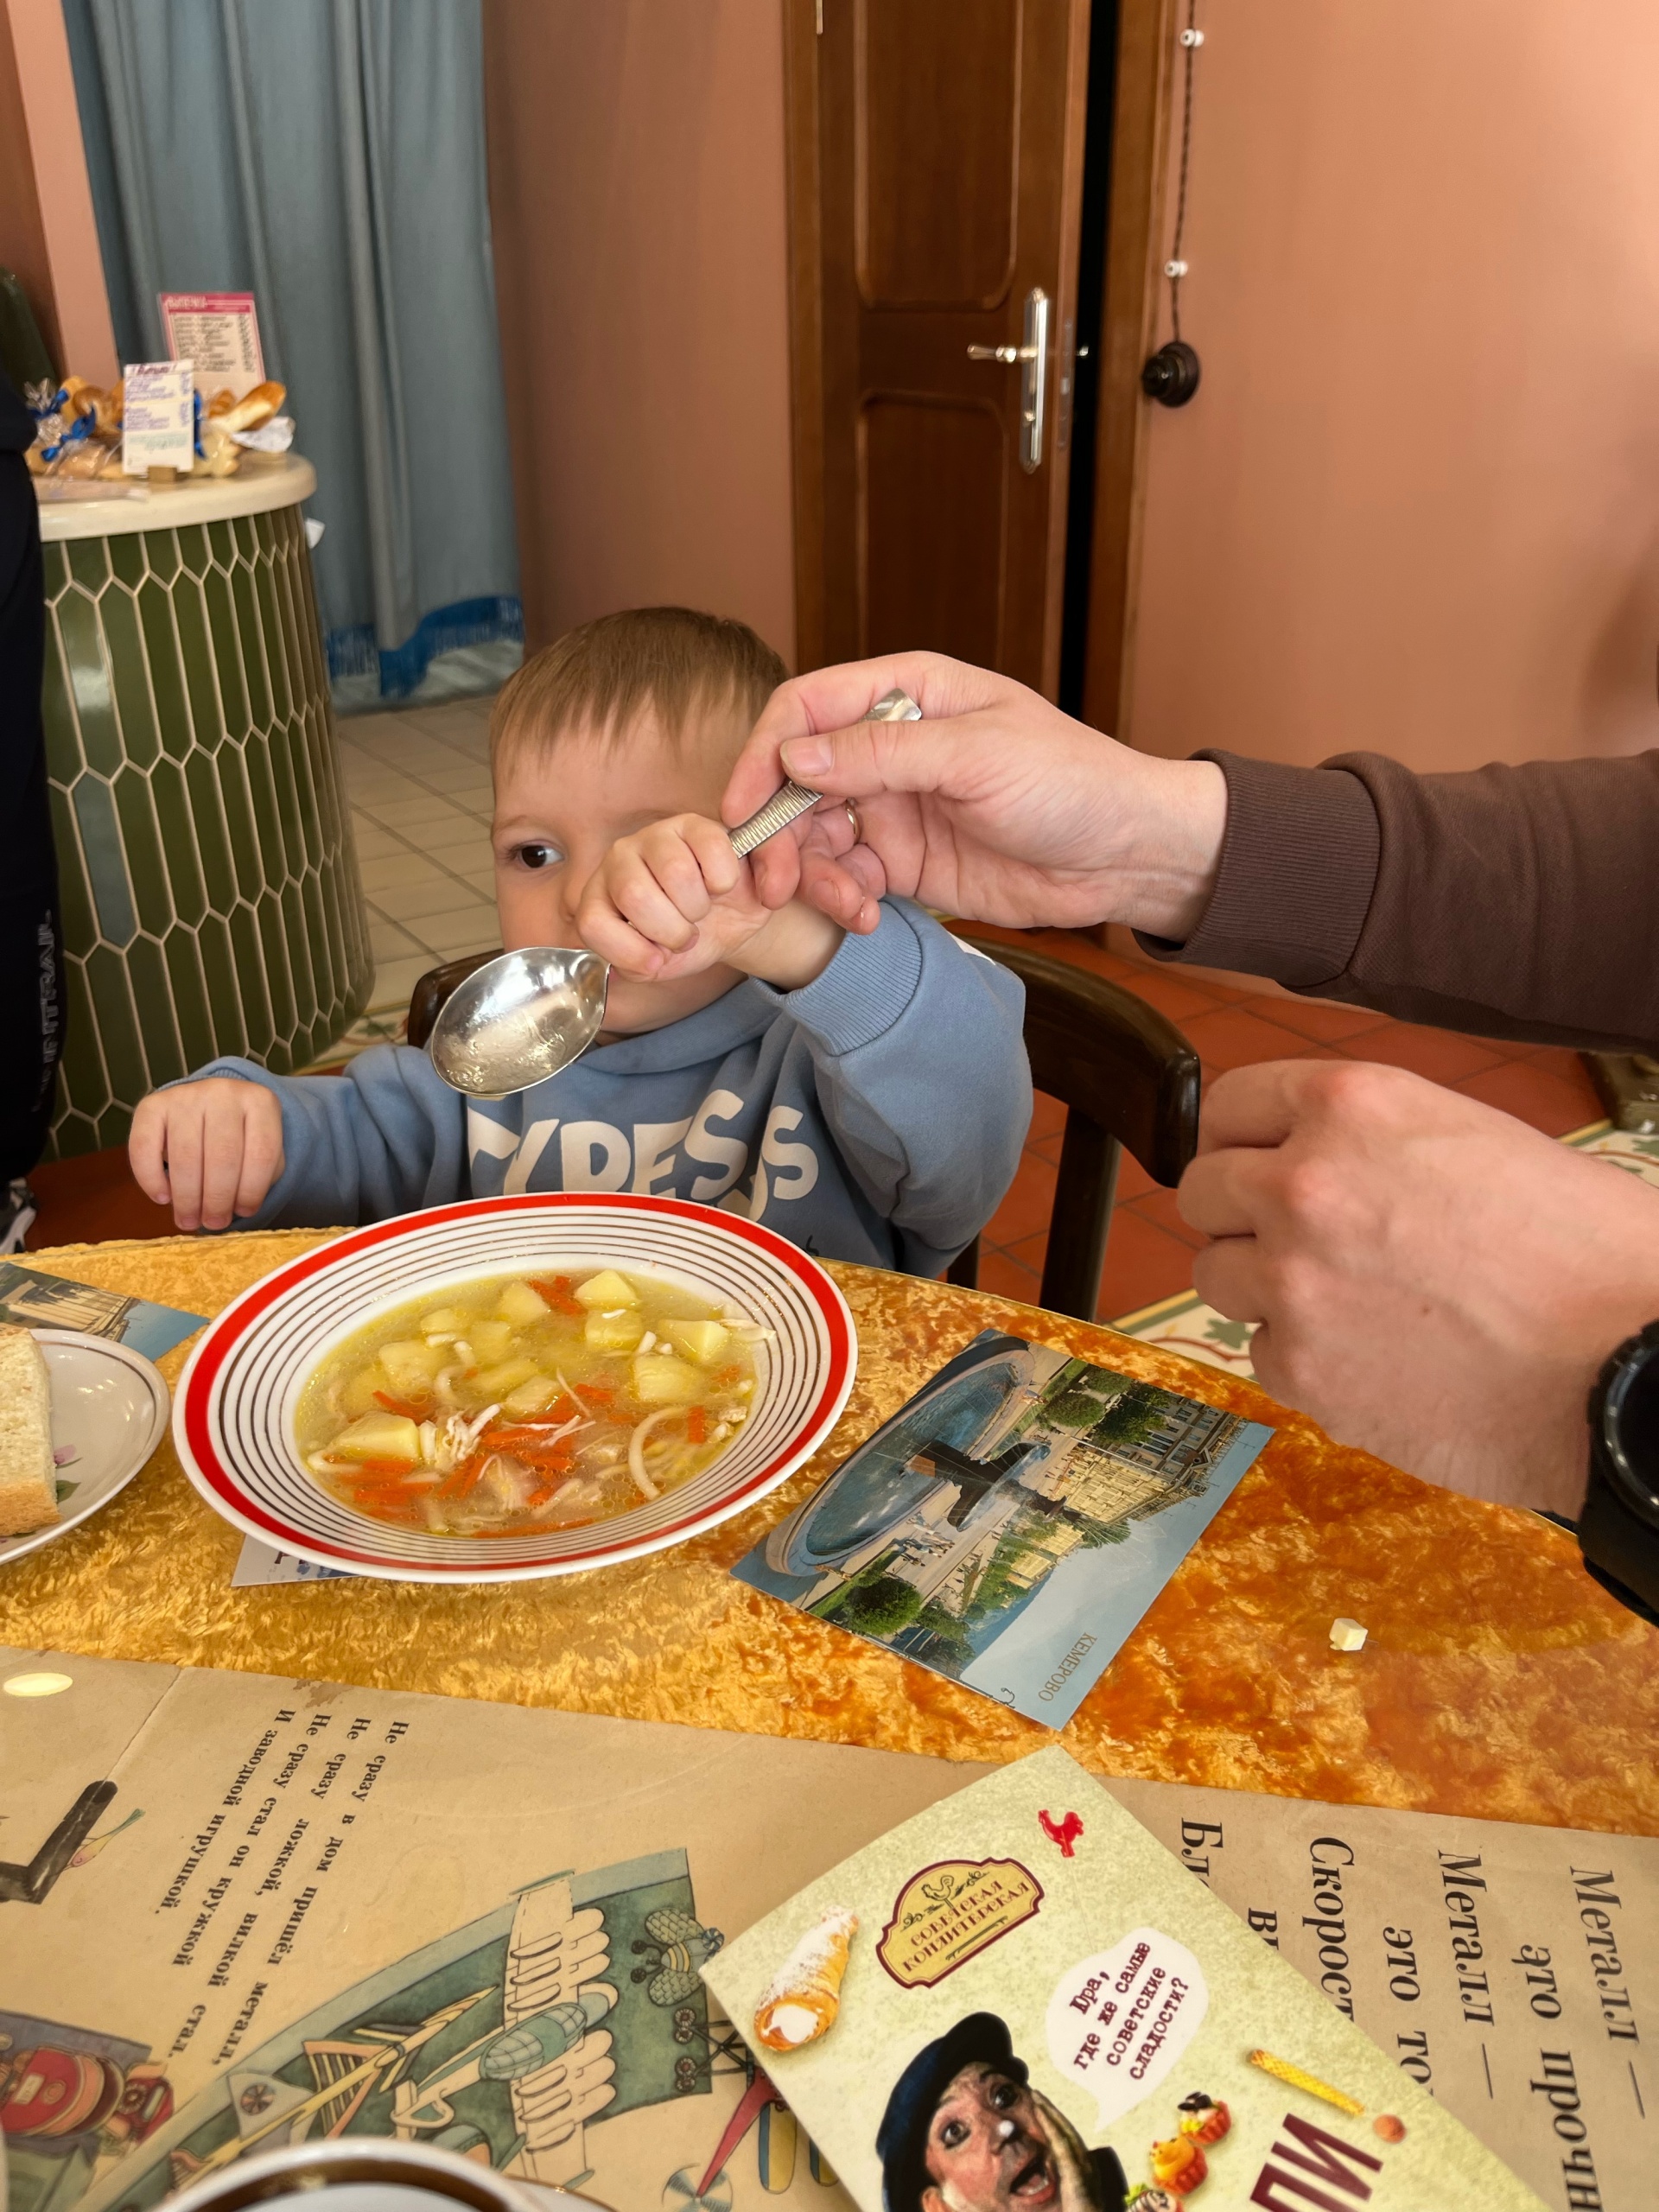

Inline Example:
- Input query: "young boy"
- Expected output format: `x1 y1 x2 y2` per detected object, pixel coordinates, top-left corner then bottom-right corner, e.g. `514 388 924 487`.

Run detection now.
128 607 1031 1274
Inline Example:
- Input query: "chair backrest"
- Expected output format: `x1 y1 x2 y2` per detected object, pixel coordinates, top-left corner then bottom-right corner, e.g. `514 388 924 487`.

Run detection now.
408 951 493 1052
405 928 1202 1323
946 925 1200 1319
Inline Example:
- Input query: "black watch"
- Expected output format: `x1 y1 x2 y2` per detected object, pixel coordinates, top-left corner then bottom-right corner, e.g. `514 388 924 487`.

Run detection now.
1580 1320 1659 1624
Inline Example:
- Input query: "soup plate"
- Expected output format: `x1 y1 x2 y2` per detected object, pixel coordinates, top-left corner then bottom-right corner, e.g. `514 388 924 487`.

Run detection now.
174 1193 857 1583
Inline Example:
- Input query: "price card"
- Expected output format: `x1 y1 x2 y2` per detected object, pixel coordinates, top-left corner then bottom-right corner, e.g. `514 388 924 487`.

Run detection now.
121 360 194 474
158 290 266 398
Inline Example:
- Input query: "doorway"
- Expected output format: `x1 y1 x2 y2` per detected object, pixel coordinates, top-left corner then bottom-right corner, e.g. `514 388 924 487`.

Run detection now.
784 0 1176 716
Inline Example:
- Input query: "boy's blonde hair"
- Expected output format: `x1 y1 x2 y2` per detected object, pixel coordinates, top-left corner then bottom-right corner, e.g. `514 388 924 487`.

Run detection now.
491 607 788 771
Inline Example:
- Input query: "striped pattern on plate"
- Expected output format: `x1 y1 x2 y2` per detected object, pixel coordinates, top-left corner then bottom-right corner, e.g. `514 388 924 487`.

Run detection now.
174 1193 856 1583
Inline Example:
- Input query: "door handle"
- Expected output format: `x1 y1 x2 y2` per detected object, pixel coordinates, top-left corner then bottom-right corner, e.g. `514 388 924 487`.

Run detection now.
964 287 1049 472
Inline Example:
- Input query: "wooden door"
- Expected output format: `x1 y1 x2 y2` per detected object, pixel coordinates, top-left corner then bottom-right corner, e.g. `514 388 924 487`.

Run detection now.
785 0 1092 695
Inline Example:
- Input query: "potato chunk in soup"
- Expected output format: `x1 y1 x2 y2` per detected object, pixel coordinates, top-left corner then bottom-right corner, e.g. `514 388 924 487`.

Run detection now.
296 1269 760 1538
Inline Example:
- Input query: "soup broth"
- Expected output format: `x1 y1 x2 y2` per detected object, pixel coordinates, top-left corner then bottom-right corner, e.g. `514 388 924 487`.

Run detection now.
296 1268 761 1538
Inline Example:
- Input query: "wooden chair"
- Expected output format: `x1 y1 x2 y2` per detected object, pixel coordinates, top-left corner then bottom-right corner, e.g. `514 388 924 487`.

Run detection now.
406 928 1201 1324
408 951 494 1057
943 925 1200 1319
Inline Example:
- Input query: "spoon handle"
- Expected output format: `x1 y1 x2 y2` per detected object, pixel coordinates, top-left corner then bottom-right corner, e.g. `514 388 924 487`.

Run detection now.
725 688 920 858
727 779 823 856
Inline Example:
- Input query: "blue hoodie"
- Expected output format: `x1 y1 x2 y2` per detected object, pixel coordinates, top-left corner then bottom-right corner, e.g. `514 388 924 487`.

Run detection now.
188 899 1032 1274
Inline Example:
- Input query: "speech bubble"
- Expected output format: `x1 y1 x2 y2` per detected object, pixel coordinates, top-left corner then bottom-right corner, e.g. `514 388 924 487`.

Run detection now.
1046 1926 1209 2128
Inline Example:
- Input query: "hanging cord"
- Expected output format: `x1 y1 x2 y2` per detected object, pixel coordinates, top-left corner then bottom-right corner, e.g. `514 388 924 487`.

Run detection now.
1165 0 1202 342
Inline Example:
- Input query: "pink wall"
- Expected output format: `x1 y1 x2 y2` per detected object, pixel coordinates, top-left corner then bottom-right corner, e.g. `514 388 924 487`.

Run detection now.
4 0 117 385
484 0 796 666
1123 1 1659 772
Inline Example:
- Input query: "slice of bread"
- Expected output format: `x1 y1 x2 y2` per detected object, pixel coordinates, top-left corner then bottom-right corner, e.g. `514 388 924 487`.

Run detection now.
0 1324 57 1536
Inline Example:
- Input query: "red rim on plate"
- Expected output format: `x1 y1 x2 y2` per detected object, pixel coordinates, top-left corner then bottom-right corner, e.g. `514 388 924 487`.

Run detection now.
175 1192 857 1582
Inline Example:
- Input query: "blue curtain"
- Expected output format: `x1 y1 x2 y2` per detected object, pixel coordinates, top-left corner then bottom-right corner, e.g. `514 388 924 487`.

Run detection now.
62 0 523 698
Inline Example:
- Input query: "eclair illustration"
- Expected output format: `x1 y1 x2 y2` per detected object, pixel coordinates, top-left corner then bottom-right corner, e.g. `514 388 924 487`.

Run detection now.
753 1906 859 2051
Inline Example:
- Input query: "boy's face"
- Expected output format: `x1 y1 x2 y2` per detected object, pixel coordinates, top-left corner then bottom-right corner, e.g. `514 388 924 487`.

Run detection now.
492 706 747 1037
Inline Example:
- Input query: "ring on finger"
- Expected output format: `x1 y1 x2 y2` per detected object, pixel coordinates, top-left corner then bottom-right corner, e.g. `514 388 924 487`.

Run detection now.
843 798 862 845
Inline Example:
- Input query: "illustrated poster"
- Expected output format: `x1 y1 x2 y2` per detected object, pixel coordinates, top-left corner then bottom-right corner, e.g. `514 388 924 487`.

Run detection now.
0 1647 977 2212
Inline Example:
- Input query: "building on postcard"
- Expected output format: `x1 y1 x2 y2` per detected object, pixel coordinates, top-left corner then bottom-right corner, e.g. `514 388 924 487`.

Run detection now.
998 1517 1085 1589
1012 1399 1243 1532
0 1264 137 1341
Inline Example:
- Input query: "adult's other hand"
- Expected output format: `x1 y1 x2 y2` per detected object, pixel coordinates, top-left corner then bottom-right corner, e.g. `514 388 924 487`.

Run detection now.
1179 1060 1659 1515
723 652 1225 939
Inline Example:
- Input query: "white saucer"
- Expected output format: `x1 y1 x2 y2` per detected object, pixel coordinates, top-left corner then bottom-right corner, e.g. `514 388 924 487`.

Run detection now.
0 1330 169 1566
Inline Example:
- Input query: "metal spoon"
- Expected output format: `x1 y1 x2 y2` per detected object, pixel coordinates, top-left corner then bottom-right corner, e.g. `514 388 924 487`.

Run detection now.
427 686 921 1099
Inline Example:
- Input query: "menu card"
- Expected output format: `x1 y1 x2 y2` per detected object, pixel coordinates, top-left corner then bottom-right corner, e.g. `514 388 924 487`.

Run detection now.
703 1750 1561 2211
120 362 194 475
158 293 266 398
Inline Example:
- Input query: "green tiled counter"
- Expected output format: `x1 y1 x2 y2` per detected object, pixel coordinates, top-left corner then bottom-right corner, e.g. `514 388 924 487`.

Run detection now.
37 456 372 1158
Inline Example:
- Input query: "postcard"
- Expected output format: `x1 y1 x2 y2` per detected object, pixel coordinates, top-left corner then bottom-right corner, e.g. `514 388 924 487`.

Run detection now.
0 1260 204 1362
230 1536 354 1586
703 1746 1545 2212
733 1331 1273 1726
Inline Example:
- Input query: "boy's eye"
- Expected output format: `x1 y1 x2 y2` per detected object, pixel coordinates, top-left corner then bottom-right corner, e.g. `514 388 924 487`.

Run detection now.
512 842 563 871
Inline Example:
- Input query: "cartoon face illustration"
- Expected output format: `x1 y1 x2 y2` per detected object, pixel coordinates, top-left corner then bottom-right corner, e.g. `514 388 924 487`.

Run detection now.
877 2013 1127 2212
925 2063 1061 2207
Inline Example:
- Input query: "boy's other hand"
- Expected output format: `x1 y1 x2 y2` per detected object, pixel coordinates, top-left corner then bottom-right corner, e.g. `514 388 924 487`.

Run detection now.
577 814 842 990
128 1078 285 1232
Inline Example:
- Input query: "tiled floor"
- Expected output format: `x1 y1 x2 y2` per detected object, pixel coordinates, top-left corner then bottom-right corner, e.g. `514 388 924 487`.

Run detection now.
962 923 1604 1321
334 696 501 1013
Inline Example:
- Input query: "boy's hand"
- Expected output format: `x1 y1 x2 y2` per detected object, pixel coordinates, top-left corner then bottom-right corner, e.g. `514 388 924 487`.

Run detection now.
576 813 842 989
129 1079 285 1232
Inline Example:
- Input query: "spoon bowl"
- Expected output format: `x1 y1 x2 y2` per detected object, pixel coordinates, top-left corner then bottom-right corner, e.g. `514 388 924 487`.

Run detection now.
427 944 608 1100
427 685 921 1098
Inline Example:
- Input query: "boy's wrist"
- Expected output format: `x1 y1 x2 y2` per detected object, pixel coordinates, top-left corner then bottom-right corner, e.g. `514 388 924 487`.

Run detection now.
728 901 845 990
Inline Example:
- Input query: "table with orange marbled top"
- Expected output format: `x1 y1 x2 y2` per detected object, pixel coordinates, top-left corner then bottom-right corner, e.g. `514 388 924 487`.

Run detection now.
3 1232 1656 1836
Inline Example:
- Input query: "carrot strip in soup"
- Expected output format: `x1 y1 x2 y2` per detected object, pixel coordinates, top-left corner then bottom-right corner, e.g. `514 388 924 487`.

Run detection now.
373 1391 429 1420
434 1451 490 1499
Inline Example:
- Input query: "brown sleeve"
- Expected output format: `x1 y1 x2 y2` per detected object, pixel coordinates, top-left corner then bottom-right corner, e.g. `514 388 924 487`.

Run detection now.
1136 747 1659 1052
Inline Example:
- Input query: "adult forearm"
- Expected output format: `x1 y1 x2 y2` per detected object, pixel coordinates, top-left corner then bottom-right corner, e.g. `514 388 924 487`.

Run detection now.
1148 749 1659 1052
